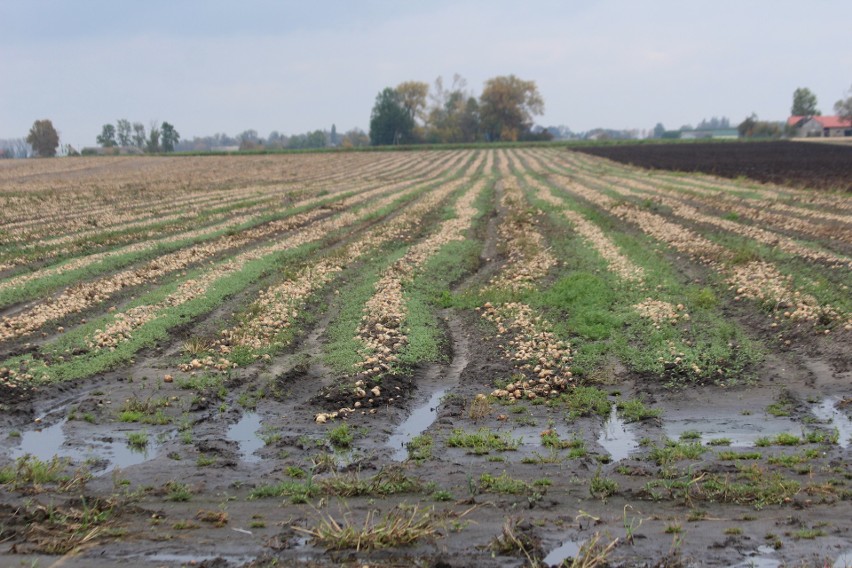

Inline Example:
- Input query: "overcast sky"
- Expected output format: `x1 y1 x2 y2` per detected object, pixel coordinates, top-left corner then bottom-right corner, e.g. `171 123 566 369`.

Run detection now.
2 0 850 148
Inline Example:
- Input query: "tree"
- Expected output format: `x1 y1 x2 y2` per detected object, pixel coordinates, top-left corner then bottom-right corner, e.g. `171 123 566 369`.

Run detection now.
26 119 59 157
834 84 852 125
424 75 472 143
132 122 146 148
160 122 180 152
97 124 117 147
738 113 782 138
330 124 338 146
146 122 161 153
459 97 481 142
1 138 33 158
791 87 820 116
116 119 132 147
369 87 414 146
287 130 327 149
341 128 369 148
237 129 260 150
395 81 429 123
479 75 544 141
652 123 666 138
266 131 288 150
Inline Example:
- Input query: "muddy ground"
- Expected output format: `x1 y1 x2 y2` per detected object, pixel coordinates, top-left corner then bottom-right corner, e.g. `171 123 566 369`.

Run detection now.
1 250 850 568
574 141 852 193
0 155 850 568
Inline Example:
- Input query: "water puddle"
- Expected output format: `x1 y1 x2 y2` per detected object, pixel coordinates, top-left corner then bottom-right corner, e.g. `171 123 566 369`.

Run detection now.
386 313 469 461
542 539 582 566
663 406 798 447
146 553 255 565
387 388 448 461
734 558 780 568
597 405 638 461
836 549 852 568
729 545 782 568
812 397 852 449
11 420 87 463
10 418 165 473
226 412 264 463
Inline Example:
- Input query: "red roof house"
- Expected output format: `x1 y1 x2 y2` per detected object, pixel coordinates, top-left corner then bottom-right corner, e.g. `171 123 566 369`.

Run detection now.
788 115 852 137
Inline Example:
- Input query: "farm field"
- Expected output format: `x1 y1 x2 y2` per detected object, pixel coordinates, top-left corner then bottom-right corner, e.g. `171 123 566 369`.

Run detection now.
576 141 852 193
0 148 850 567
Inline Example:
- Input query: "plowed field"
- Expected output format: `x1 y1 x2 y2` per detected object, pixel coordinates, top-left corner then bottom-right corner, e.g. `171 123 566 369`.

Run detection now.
576 141 852 193
0 150 850 567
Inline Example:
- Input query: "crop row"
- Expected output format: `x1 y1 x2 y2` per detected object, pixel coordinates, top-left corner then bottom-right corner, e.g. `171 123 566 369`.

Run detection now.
1 148 848 410
518 153 850 331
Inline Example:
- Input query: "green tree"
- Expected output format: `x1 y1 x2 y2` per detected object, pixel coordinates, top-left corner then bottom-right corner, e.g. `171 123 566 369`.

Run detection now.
834 84 852 125
96 124 117 147
459 97 481 142
479 75 544 141
791 87 820 116
160 122 180 152
738 114 757 137
26 119 59 157
369 87 414 146
116 119 132 146
145 123 161 153
132 122 146 148
652 123 666 138
341 128 369 148
738 113 782 138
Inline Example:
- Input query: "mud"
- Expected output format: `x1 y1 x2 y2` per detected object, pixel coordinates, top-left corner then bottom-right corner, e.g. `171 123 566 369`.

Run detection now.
1 294 850 568
0 154 850 568
575 141 852 193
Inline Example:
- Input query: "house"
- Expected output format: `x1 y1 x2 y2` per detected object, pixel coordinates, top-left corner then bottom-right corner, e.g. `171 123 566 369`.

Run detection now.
787 115 852 137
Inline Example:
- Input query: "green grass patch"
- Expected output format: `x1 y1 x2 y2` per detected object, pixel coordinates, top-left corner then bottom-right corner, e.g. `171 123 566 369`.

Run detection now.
478 472 534 495
407 434 434 462
617 399 662 422
446 428 520 454
647 439 708 466
559 386 611 420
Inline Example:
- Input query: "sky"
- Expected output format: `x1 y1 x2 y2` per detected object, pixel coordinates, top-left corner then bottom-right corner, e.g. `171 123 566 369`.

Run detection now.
2 0 851 148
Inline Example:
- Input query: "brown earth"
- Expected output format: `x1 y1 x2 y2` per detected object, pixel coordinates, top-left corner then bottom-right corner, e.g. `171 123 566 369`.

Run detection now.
0 152 850 568
574 141 852 193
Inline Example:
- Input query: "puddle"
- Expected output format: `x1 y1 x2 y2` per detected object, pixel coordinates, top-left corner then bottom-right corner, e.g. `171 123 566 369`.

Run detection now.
729 545 781 568
597 405 638 461
812 397 852 449
387 388 448 461
543 539 582 566
662 405 799 447
226 412 264 463
146 553 255 565
386 313 470 461
10 418 165 473
733 557 780 568
11 420 85 463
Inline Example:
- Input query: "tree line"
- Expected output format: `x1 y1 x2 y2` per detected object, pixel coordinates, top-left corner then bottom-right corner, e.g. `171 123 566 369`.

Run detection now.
10 82 852 159
368 74 550 146
95 120 180 153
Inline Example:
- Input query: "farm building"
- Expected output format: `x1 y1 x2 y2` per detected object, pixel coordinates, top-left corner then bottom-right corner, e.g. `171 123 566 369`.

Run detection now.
787 115 852 137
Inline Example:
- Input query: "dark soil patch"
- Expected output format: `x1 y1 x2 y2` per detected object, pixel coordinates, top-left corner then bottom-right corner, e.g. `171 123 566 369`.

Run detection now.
574 141 852 193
